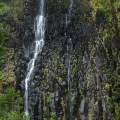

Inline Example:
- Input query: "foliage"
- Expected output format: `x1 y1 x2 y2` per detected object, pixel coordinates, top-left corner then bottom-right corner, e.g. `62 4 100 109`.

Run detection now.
0 2 9 66
0 87 29 120
0 1 30 120
0 3 9 15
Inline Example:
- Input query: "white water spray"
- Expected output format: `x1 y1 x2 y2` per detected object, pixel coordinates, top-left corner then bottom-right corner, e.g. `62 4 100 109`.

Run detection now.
24 0 45 116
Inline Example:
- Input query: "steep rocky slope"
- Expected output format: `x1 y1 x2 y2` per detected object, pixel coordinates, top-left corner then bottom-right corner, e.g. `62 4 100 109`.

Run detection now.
1 0 120 120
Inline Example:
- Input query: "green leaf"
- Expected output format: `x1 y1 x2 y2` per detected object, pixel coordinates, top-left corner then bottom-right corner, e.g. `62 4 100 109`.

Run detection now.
0 3 9 15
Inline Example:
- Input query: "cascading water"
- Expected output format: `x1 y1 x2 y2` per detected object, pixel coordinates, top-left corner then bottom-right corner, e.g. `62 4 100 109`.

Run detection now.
65 0 73 119
66 0 73 91
24 0 45 116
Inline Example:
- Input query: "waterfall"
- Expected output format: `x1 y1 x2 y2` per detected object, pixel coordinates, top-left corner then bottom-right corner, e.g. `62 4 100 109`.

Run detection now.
65 0 73 90
24 0 45 116
65 0 73 119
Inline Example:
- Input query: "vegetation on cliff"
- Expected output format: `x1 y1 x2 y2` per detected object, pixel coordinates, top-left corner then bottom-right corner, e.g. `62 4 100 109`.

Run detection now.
0 87 28 120
0 1 28 120
0 0 120 120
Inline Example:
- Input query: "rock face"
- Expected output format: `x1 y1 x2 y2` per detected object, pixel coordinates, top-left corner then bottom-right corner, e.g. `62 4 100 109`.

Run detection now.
16 0 120 120
15 0 37 118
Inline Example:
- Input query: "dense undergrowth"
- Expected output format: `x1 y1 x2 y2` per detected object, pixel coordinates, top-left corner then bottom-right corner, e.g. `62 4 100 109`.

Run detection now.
0 87 28 120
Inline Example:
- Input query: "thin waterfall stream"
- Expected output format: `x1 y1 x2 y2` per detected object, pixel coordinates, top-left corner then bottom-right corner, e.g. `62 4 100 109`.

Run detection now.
66 0 73 92
24 0 45 116
65 0 73 119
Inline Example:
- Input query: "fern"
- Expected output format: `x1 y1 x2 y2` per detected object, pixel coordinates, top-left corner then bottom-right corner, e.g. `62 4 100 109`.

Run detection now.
0 3 9 15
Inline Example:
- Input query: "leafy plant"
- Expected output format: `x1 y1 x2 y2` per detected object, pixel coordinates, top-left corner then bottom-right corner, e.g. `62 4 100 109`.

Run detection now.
46 96 52 103
0 87 29 120
0 3 9 15
0 2 9 66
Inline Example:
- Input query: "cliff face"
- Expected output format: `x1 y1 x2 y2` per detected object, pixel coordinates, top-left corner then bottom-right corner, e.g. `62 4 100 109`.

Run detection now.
41 1 120 119
0 0 27 92
1 0 120 120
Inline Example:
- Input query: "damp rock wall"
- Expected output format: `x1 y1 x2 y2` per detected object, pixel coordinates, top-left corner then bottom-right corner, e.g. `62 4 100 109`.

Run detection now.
15 0 120 120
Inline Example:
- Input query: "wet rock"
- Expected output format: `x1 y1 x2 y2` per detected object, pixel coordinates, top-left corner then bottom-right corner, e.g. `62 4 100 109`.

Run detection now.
20 80 25 90
15 0 120 119
18 11 25 21
96 10 105 26
80 99 85 114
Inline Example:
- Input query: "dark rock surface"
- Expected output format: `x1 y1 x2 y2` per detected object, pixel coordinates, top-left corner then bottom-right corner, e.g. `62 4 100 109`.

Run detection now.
14 0 120 120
